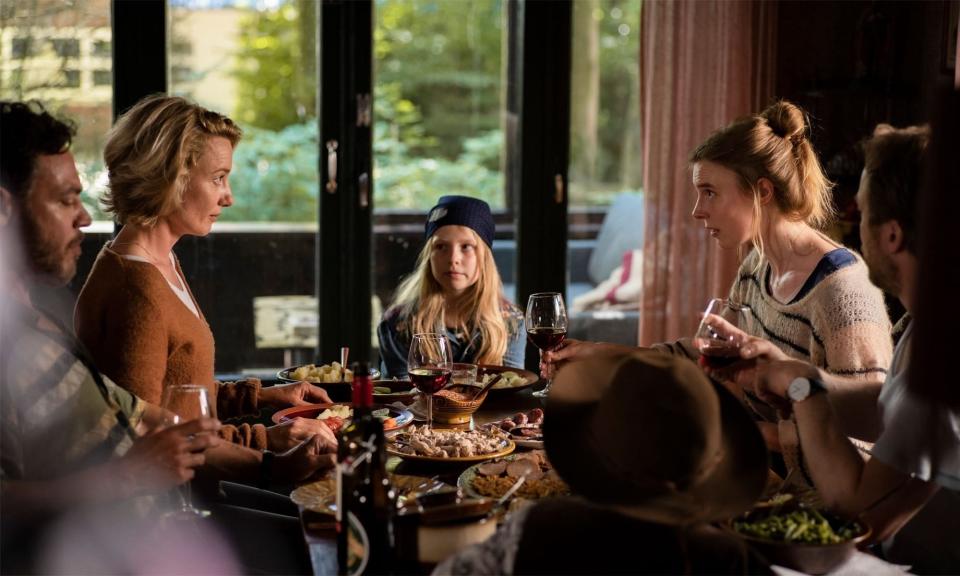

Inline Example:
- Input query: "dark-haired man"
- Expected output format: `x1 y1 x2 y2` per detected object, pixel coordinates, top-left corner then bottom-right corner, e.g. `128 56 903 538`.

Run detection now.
739 125 959 572
1 101 221 572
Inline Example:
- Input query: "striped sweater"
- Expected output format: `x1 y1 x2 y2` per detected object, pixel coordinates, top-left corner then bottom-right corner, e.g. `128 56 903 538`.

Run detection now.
730 249 893 382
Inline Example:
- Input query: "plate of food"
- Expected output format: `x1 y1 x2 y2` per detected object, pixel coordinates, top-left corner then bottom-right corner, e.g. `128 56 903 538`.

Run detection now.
291 473 447 515
272 402 414 433
728 497 871 575
277 362 381 384
480 408 545 449
476 365 539 394
457 450 570 502
387 425 515 463
372 379 418 404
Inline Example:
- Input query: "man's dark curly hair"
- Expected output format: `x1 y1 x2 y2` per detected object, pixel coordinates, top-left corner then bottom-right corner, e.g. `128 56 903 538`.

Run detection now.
0 100 76 200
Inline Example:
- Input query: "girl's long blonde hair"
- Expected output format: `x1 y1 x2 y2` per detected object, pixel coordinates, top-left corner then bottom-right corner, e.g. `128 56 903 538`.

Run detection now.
391 229 509 365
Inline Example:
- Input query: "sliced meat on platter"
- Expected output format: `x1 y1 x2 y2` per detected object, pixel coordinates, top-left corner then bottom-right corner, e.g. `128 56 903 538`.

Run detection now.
476 461 508 476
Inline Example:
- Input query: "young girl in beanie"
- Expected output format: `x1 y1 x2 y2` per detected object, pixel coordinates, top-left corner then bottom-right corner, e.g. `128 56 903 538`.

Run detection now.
377 195 525 378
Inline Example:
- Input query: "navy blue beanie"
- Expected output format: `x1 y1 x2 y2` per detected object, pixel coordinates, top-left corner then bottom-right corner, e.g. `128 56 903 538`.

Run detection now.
424 195 495 246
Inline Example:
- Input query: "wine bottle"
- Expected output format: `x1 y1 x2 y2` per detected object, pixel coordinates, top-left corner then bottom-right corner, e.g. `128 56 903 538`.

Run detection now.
337 361 396 575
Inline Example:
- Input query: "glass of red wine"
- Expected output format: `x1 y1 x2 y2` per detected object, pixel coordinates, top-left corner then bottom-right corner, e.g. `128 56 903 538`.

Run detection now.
407 333 453 429
694 298 749 370
526 292 568 398
159 384 212 518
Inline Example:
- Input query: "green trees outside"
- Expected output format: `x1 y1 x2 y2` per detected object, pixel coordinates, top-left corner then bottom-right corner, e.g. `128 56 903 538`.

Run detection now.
220 0 640 222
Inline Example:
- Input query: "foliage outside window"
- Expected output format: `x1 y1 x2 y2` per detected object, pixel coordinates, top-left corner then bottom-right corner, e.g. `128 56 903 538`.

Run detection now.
568 0 642 207
0 0 113 223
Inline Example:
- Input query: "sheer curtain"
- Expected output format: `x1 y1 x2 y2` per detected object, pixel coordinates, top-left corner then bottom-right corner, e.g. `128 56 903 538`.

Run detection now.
637 0 776 346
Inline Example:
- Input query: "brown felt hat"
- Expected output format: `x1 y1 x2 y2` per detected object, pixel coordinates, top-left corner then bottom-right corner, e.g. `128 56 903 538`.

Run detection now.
544 350 768 525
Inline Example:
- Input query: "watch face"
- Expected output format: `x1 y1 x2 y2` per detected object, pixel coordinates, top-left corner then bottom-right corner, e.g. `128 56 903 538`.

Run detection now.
788 377 810 402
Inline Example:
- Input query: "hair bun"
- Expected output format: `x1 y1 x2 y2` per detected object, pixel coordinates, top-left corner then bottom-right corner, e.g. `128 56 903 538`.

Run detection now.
762 100 806 144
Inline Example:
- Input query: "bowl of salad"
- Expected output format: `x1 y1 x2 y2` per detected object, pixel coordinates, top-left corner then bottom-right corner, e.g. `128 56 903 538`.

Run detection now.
728 499 871 574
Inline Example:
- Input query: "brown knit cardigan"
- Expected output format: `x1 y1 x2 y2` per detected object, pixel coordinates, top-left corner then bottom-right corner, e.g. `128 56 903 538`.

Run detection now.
75 245 267 449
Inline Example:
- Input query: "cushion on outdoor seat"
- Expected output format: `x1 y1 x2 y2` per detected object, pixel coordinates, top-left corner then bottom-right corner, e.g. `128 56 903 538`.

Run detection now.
588 192 644 285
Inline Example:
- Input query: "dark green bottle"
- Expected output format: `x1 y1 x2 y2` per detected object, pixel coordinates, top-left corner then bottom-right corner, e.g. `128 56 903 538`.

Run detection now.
337 361 396 575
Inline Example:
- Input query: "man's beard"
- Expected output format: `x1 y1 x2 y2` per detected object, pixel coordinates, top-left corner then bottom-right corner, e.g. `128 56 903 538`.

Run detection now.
18 210 76 287
862 238 900 296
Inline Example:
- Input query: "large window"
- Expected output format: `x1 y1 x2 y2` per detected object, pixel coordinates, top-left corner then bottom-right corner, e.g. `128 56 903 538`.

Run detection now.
166 0 320 374
373 0 506 211
568 0 641 208
169 0 318 223
566 0 643 311
0 0 113 225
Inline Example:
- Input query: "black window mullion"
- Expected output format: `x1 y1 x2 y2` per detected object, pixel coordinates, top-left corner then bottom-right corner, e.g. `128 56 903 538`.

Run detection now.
111 0 166 119
513 0 572 373
318 0 374 366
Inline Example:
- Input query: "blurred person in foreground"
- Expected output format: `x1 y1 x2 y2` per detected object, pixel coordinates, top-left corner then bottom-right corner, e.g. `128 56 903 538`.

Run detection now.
378 195 525 378
435 351 770 575
1 100 328 575
75 94 337 457
0 100 223 573
716 125 959 572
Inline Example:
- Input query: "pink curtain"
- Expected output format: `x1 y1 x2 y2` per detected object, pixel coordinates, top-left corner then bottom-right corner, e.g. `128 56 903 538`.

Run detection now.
637 0 777 346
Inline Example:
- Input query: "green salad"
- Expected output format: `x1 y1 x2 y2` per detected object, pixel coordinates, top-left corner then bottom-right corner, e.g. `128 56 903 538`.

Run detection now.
734 509 860 545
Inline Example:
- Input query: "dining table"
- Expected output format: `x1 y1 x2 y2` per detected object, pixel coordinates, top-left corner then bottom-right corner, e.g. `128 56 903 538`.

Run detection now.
299 387 546 576
294 385 910 576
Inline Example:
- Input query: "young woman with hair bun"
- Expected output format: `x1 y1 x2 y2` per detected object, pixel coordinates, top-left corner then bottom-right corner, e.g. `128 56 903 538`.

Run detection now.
548 101 893 480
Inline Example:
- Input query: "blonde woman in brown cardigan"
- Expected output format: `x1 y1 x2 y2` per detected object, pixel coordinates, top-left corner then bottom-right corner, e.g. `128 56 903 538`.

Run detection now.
75 95 336 484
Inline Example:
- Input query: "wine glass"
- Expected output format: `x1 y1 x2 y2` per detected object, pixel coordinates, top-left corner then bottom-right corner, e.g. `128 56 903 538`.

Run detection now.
407 333 453 429
694 298 750 369
160 384 212 518
526 292 568 398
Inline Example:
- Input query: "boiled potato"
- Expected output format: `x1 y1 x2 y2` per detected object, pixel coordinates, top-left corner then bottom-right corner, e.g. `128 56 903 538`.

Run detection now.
289 361 354 383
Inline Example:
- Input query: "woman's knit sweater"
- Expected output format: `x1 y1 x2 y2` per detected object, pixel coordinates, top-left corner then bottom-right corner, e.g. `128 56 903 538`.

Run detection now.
654 248 893 382
75 246 267 449
730 248 893 381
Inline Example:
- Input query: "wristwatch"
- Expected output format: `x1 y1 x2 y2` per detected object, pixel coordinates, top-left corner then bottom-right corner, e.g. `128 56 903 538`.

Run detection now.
787 376 827 402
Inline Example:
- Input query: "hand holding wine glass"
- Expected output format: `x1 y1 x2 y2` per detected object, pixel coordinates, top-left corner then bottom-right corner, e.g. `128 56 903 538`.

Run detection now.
694 298 750 370
160 384 213 517
526 292 568 398
407 333 453 428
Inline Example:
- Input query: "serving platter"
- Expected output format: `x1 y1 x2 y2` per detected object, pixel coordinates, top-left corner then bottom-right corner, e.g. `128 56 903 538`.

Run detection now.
277 365 381 384
476 365 539 395
457 452 569 501
272 402 414 432
386 436 515 464
291 473 447 515
371 379 418 404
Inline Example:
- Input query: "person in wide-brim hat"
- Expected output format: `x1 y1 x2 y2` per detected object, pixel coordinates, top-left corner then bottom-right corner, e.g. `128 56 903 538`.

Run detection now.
435 351 770 576
544 349 768 525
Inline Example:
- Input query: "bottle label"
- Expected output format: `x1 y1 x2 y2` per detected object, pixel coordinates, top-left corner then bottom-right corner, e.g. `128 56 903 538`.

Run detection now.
345 511 369 576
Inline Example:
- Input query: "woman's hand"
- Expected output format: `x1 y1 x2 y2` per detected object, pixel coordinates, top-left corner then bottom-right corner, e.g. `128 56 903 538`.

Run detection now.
259 381 333 408
118 417 221 495
698 313 790 391
272 434 338 484
266 418 338 453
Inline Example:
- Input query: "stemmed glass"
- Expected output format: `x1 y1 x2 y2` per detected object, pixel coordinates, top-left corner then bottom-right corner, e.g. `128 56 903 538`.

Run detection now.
526 292 568 398
160 384 212 518
407 333 453 429
694 298 750 369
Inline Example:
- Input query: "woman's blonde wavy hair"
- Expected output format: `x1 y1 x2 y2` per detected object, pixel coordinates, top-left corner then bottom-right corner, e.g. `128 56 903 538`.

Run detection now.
102 94 242 226
391 228 510 365
690 100 835 263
